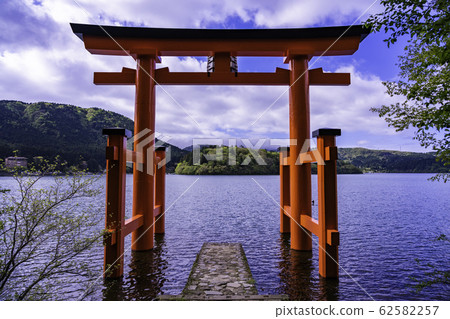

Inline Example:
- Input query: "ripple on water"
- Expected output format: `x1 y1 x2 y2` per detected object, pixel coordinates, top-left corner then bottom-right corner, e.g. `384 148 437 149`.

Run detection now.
2 174 447 300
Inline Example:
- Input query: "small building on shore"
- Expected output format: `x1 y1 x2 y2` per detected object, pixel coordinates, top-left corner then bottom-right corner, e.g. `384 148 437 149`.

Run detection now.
5 157 28 168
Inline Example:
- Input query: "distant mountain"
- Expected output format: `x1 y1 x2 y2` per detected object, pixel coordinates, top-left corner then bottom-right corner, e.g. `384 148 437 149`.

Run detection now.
0 100 186 172
338 148 448 173
182 145 194 152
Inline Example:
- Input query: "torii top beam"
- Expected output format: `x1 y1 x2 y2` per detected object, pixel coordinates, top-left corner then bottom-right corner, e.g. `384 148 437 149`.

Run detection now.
71 23 369 58
71 24 369 86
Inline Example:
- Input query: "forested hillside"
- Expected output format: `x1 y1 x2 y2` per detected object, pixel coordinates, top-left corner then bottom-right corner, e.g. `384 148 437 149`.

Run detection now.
0 100 185 172
339 148 448 173
175 146 280 175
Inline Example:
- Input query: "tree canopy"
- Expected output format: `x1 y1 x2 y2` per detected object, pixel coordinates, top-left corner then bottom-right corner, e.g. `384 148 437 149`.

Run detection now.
366 0 450 181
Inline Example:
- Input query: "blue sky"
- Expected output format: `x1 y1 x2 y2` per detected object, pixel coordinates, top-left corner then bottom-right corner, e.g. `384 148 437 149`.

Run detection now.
0 0 424 152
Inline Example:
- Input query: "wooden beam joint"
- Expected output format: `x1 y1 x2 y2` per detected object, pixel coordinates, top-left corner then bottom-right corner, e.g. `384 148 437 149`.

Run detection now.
103 229 116 246
327 229 340 246
299 149 324 164
282 205 291 217
123 214 144 237
126 150 145 164
325 146 338 161
128 49 161 62
300 215 320 237
154 205 162 217
94 67 136 85
106 146 118 161
308 68 350 86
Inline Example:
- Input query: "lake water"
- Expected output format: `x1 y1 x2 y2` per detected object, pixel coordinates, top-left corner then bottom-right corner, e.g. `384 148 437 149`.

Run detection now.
1 174 449 300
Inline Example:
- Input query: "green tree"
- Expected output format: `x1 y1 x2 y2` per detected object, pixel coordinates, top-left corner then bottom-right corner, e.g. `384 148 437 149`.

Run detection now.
0 162 104 300
366 0 450 182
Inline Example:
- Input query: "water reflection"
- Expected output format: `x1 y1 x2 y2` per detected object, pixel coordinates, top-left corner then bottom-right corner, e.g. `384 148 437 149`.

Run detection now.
278 233 339 300
102 234 168 300
318 277 339 301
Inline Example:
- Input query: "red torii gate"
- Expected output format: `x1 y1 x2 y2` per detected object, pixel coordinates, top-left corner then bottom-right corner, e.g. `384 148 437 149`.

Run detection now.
71 23 369 279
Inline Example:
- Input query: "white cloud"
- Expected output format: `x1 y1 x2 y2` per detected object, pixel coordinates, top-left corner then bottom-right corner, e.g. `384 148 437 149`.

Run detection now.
26 0 382 29
254 0 381 27
1 0 424 152
309 65 402 136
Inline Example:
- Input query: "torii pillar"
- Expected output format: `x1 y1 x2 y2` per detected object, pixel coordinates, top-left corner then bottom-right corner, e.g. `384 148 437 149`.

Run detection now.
289 56 312 250
132 54 157 250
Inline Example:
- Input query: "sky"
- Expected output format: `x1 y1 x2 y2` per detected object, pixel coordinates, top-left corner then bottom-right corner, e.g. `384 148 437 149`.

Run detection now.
0 0 425 152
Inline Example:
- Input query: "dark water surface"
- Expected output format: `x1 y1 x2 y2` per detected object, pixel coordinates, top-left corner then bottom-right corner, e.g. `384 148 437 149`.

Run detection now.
2 174 449 300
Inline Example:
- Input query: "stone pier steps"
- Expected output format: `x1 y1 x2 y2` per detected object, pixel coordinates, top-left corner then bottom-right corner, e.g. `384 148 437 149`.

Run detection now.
158 242 287 301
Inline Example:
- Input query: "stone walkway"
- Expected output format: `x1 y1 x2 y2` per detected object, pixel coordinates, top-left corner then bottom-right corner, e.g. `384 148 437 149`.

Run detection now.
158 243 287 301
